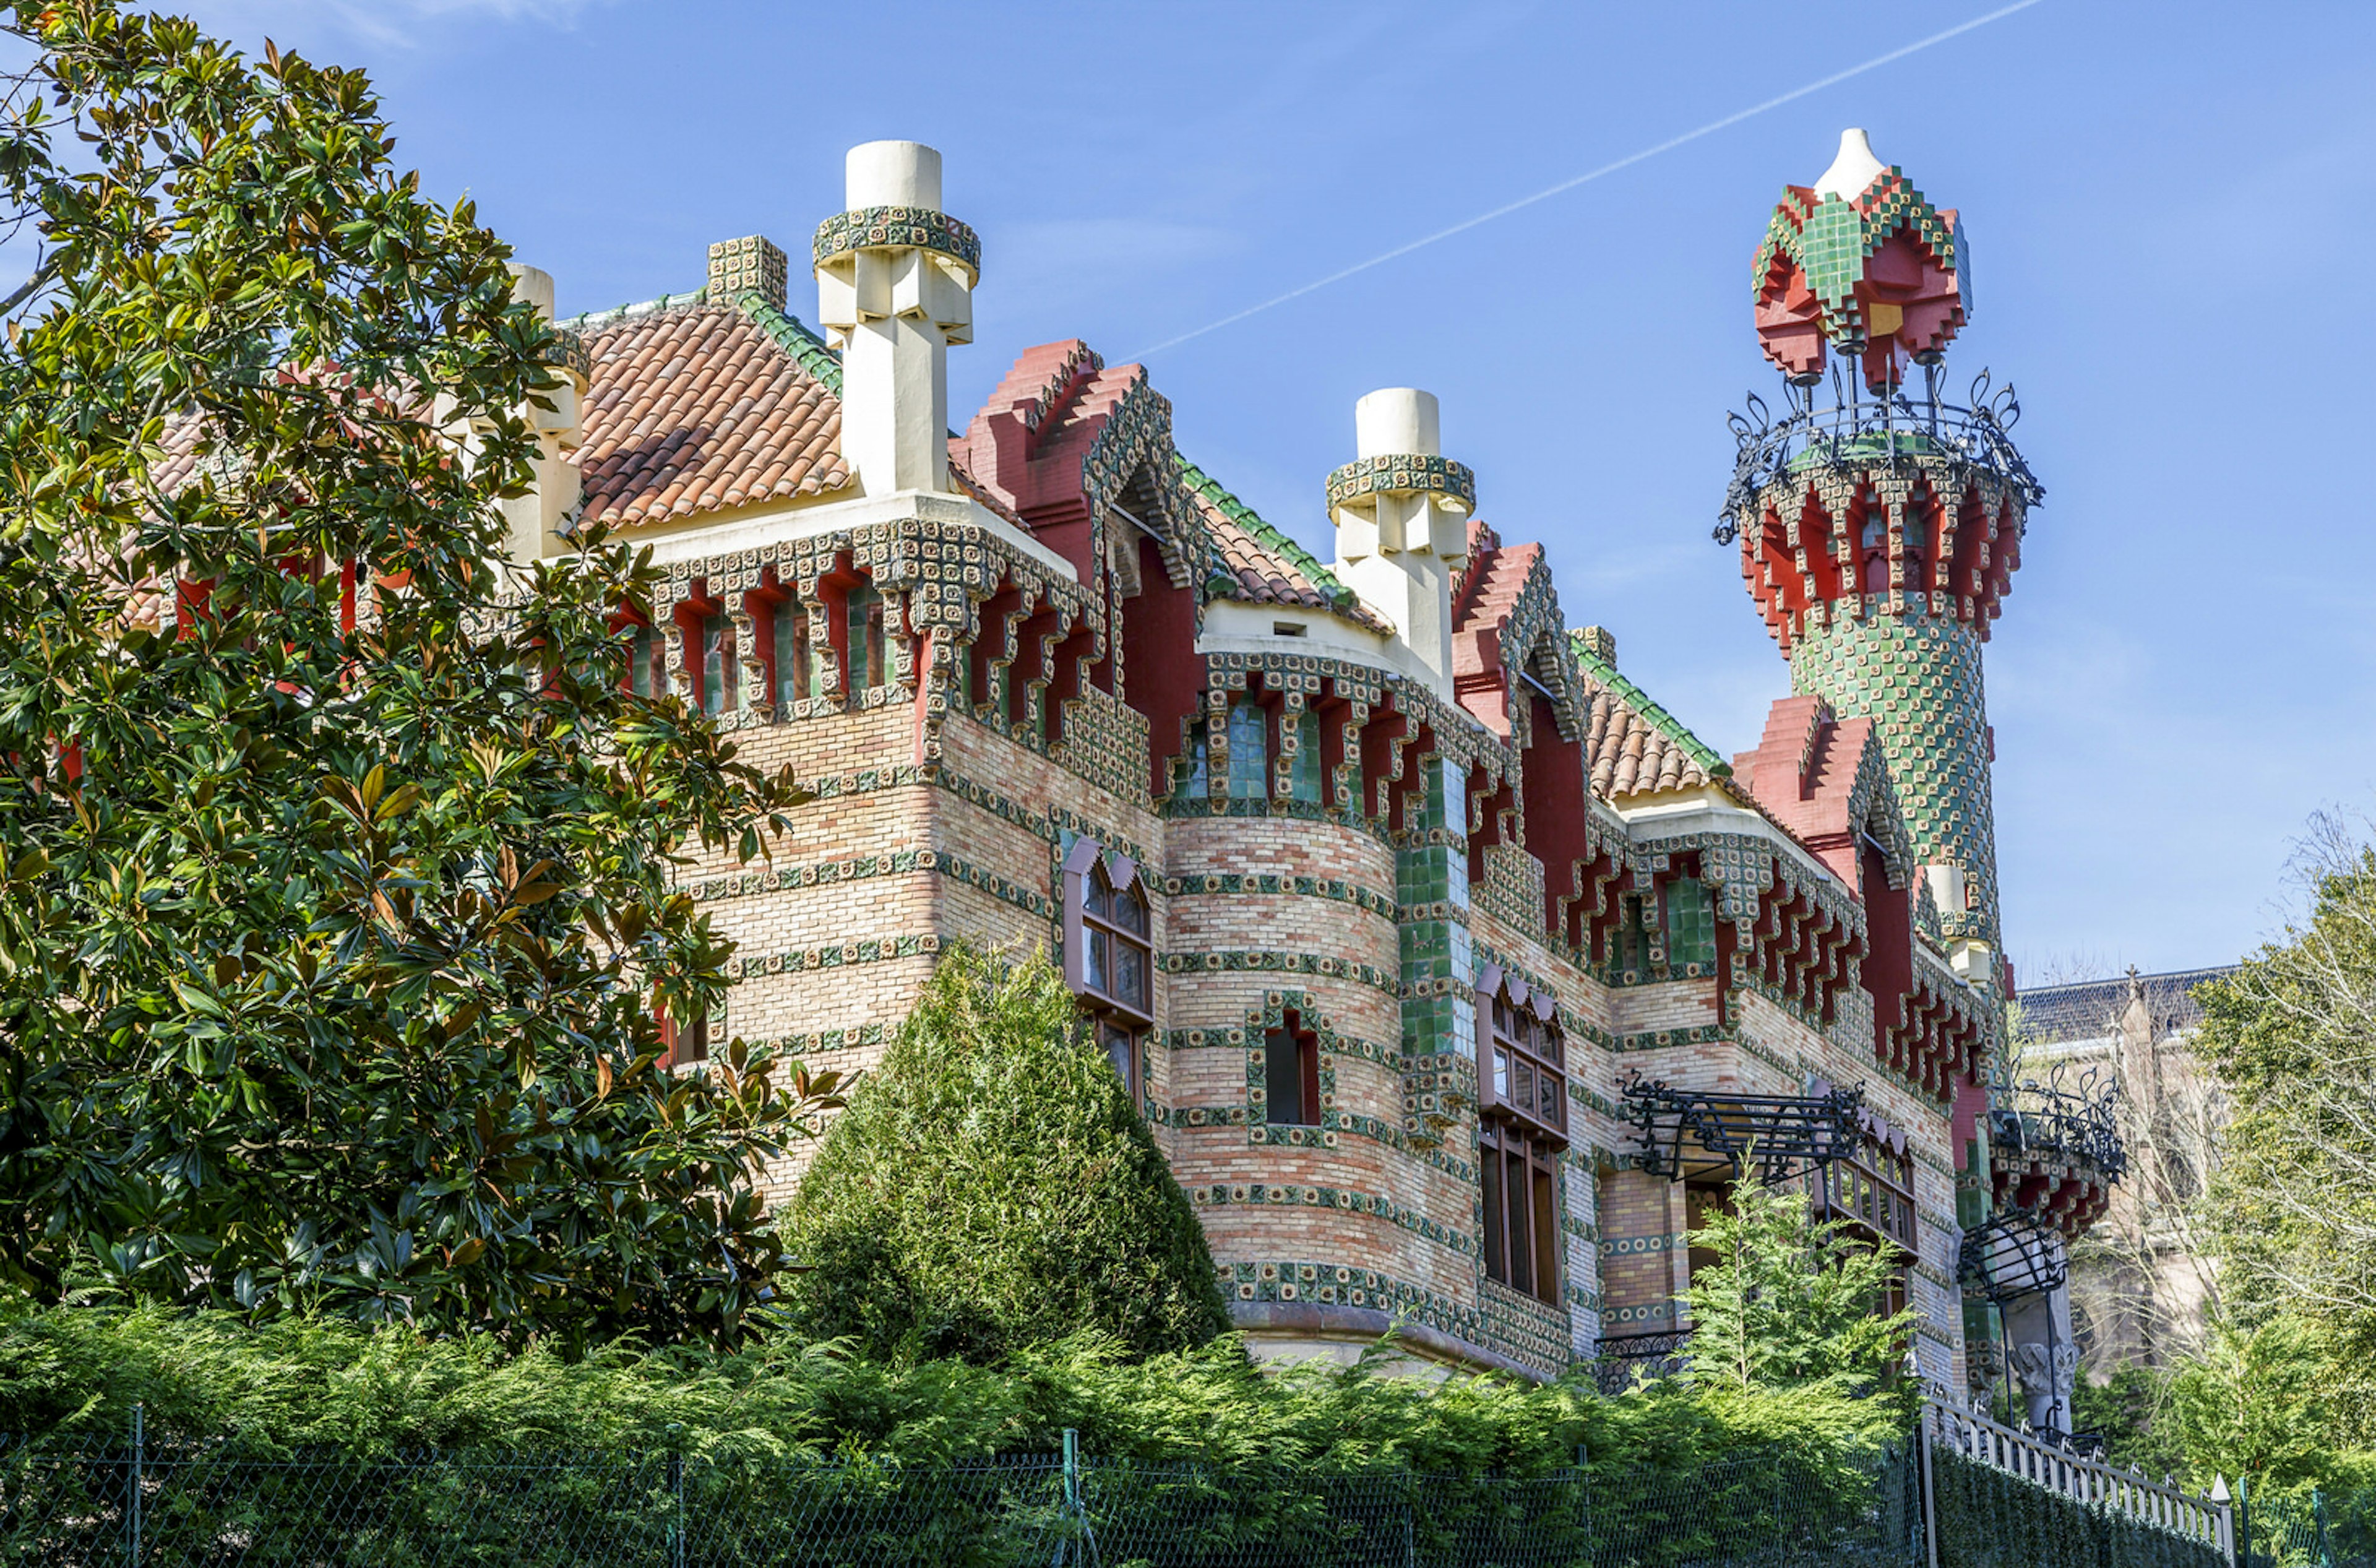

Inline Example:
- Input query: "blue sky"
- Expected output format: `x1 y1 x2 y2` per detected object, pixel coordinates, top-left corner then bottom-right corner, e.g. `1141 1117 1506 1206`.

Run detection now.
173 0 2376 983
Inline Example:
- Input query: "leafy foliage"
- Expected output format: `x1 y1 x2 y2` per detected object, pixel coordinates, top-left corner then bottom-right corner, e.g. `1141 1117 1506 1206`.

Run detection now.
1682 1170 1916 1418
0 2 835 1345
0 1301 1889 1479
781 944 1229 1364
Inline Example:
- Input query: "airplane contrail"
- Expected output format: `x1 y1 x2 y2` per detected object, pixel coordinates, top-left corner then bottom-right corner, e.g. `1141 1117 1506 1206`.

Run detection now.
1129 0 2049 360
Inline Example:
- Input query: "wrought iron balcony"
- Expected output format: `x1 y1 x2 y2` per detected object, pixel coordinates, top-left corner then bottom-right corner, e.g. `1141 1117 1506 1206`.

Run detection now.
1716 364 2044 545
1588 1329 1691 1394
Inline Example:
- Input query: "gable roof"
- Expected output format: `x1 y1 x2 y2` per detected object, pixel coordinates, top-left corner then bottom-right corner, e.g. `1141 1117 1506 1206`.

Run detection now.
1177 459 1390 631
566 298 848 529
1571 629 1731 799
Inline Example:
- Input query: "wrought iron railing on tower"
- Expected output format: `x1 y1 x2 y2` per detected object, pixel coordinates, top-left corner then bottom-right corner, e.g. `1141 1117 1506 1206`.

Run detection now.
1716 363 2046 544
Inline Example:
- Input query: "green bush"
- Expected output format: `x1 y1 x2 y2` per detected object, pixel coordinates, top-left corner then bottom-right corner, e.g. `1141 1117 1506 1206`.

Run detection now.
0 1301 1901 1479
778 944 1229 1364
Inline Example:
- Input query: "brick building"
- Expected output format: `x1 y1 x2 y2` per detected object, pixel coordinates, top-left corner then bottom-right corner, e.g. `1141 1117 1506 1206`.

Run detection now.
489 130 2112 1398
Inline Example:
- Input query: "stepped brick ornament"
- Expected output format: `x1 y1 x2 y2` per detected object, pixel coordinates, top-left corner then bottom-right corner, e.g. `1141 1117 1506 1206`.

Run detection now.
1754 129 1968 392
814 140 979 498
1328 388 1476 699
1723 129 2037 962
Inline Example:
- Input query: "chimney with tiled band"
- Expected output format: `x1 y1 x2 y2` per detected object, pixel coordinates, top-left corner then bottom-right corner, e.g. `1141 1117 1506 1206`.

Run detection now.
812 140 978 499
1327 387 1475 699
499 262 587 561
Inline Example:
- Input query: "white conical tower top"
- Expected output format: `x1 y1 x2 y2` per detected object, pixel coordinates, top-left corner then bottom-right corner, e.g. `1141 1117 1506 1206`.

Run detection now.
1814 128 1888 200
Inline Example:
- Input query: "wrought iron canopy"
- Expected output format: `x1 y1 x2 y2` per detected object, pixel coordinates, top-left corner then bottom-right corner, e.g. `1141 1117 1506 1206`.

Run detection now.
1989 1060 2127 1184
1958 1208 2068 1305
1618 1070 1864 1185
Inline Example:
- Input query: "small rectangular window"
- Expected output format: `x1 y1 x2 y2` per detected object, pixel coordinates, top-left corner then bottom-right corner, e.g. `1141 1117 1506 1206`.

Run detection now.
627 624 661 698
773 599 813 707
700 613 733 716
846 583 885 691
1226 699 1268 801
1263 1018 1318 1126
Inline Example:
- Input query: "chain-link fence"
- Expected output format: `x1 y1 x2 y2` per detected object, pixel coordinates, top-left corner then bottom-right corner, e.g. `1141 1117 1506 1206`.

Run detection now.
0 1422 1928 1568
2249 1487 2376 1568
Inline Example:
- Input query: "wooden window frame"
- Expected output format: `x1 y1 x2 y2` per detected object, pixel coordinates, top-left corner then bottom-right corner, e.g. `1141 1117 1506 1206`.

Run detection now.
1479 967 1569 1145
1061 838 1153 1098
1478 966 1566 1305
1262 1010 1321 1127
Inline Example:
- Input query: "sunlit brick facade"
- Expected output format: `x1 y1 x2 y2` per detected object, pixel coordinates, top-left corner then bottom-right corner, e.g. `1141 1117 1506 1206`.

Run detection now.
494 132 2107 1397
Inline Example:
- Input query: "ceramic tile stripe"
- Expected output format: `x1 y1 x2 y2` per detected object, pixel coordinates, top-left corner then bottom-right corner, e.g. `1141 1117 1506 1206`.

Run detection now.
1221 1260 1492 1351
1194 1182 1476 1257
1160 949 1401 999
1161 871 1397 921
682 850 1051 920
736 933 940 979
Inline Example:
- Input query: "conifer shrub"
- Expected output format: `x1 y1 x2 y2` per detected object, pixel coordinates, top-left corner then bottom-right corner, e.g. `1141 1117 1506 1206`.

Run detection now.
778 944 1231 1363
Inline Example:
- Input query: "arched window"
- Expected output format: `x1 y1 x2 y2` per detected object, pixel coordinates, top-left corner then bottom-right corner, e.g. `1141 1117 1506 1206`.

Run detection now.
1062 838 1152 1098
1478 967 1567 1304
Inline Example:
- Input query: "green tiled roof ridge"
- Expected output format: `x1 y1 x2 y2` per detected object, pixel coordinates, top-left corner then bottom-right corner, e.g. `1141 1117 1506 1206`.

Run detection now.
555 286 708 332
737 296 845 395
1567 629 1732 780
1173 454 1356 610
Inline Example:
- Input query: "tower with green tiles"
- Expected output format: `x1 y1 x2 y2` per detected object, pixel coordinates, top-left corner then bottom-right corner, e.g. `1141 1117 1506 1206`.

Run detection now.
1721 127 2041 983
1723 127 2047 1404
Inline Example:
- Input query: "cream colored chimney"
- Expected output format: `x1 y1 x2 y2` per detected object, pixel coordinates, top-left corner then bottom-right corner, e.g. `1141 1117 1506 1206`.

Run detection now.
499 262 585 562
813 140 978 498
1328 388 1474 698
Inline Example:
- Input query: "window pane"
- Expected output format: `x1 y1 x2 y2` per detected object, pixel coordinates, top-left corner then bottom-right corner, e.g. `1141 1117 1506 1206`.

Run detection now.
629 626 658 697
846 585 876 691
1083 929 1108 996
1505 1149 1532 1290
1492 1046 1510 1104
1102 1022 1135 1097
1531 1164 1559 1303
1175 731 1210 803
1264 1028 1303 1125
1226 699 1267 800
1115 941 1147 1011
1481 1148 1506 1285
1083 872 1109 921
1114 885 1148 937
1289 710 1321 804
775 601 810 706
701 614 728 716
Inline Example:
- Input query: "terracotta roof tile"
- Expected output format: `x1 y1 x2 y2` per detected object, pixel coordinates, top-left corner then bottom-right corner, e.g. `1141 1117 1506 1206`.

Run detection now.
1176 459 1392 633
572 302 848 528
1572 630 1730 800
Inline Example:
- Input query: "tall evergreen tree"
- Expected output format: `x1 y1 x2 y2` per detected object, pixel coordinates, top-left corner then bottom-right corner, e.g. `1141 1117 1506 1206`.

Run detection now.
783 944 1230 1363
0 1 833 1345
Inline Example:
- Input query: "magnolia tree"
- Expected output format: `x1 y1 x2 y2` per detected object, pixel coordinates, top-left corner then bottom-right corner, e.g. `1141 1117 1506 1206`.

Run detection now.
0 2 835 1346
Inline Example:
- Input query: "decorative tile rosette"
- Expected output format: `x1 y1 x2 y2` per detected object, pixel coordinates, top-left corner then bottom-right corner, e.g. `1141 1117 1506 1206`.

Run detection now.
1324 453 1476 513
811 205 981 281
540 326 592 384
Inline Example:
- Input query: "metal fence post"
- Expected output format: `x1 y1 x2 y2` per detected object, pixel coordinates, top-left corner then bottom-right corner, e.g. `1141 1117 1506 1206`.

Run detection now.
2237 1475 2251 1568
128 1401 143 1568
666 1423 686 1568
1918 1418 1940 1568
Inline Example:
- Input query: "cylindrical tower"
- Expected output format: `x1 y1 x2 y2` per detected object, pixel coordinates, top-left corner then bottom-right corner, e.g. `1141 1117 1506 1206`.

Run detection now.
1720 128 2042 984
